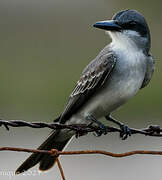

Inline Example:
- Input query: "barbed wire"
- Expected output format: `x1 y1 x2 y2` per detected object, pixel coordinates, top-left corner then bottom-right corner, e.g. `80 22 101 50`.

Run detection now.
0 119 161 138
1 119 162 179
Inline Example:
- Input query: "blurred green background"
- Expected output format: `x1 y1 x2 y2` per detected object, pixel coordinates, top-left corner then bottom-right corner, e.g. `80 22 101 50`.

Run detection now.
0 0 162 180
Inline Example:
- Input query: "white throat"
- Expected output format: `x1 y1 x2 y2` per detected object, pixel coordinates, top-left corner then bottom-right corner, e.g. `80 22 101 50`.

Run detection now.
107 30 146 66
107 30 140 52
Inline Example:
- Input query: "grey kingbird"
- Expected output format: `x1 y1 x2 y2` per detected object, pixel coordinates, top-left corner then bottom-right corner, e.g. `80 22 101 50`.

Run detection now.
16 9 155 174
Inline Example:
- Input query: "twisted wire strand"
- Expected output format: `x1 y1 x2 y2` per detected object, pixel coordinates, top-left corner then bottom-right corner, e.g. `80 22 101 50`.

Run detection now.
0 119 161 138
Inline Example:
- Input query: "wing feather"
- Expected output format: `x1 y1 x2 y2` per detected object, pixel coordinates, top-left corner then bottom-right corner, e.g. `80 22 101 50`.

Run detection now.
60 52 117 123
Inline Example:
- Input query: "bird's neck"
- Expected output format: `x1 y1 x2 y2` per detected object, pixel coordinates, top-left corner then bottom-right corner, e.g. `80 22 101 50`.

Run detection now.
107 31 147 64
108 31 139 53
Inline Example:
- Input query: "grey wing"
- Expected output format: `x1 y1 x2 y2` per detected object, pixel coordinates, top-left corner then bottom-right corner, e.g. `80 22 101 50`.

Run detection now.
140 54 155 89
59 52 117 123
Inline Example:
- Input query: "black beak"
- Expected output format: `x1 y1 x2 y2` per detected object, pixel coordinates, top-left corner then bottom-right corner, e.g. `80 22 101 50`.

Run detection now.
93 20 121 31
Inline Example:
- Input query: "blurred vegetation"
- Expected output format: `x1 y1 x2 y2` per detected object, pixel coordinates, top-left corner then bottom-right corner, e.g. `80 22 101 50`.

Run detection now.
0 0 161 124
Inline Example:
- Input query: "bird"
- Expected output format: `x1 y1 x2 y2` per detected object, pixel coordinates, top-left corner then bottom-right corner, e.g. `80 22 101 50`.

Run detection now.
15 9 155 174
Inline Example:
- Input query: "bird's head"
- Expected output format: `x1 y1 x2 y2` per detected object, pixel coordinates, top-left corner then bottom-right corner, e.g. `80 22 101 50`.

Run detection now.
93 10 151 53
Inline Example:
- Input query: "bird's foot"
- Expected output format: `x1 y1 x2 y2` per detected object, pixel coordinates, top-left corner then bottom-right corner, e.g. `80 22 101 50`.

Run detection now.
105 115 131 140
120 124 131 140
86 115 108 137
94 123 108 137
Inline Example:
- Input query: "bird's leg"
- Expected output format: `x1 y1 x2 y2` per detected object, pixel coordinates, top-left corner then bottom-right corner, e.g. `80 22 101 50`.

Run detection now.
86 115 108 136
105 115 131 140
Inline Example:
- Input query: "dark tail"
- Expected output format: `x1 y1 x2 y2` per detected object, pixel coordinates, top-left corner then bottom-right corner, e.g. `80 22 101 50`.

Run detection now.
15 129 72 174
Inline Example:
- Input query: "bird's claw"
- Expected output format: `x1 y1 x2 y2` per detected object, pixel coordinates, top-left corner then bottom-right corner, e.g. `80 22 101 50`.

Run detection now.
86 115 108 137
120 124 131 140
93 124 108 137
